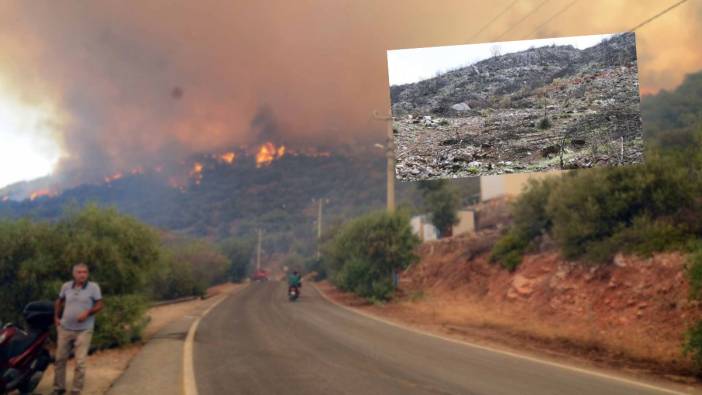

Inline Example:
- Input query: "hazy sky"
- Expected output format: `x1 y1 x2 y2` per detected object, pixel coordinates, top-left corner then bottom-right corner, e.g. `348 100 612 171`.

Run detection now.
0 0 700 189
387 33 615 86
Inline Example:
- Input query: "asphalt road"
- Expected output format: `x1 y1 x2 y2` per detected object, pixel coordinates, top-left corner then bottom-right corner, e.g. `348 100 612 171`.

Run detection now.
194 280 687 395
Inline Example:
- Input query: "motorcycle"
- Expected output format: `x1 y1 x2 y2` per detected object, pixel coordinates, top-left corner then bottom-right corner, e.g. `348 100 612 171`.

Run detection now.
288 285 300 302
0 301 54 395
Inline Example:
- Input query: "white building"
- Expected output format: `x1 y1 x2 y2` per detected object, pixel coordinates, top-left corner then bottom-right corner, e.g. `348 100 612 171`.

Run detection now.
411 209 476 241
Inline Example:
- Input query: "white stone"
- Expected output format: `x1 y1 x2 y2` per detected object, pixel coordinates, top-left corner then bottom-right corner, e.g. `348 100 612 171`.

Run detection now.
451 102 471 111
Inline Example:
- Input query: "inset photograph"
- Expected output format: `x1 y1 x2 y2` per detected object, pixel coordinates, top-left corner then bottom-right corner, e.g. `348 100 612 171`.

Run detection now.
388 32 643 181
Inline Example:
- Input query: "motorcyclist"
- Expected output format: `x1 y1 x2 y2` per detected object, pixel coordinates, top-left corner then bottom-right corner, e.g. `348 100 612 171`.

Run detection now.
287 270 302 293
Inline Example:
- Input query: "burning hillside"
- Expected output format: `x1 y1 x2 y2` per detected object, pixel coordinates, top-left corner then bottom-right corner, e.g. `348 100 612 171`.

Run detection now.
254 142 286 168
3 143 333 201
29 189 57 201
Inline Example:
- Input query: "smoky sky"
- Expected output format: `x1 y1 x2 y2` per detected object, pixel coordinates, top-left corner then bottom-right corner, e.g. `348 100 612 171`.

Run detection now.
0 0 701 186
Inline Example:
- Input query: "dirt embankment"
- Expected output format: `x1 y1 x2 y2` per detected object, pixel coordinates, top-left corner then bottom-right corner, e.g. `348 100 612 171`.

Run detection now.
321 231 702 384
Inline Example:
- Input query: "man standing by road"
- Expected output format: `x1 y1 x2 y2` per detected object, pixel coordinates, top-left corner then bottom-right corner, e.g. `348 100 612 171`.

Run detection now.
52 263 104 395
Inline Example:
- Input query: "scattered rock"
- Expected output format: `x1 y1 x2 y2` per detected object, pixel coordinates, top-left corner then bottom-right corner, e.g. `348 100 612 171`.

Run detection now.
451 102 471 111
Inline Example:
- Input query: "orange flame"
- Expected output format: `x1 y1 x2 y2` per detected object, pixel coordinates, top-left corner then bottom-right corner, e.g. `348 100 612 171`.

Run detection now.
190 162 204 184
104 172 124 183
255 142 286 168
29 189 55 201
219 152 236 164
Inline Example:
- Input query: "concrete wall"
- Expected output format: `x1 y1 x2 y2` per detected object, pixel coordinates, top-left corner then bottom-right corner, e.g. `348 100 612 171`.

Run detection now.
480 170 562 201
452 210 475 236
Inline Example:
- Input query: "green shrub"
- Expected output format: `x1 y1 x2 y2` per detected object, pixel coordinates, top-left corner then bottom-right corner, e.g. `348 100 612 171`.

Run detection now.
57 205 162 295
491 129 702 267
418 180 460 237
323 210 419 301
546 150 699 260
167 239 229 292
220 237 254 283
93 294 149 350
687 244 702 300
0 206 162 351
0 206 230 350
584 216 689 263
304 257 327 280
150 251 203 300
490 176 557 270
538 117 552 129
490 229 529 271
684 319 702 372
335 257 374 295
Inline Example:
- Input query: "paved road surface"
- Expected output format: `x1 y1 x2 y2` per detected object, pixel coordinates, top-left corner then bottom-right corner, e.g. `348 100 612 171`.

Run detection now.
194 280 687 395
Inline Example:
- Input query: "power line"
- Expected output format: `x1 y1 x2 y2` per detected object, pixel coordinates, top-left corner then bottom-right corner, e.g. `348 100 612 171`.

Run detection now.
496 0 551 40
629 0 688 31
528 0 578 38
468 0 520 42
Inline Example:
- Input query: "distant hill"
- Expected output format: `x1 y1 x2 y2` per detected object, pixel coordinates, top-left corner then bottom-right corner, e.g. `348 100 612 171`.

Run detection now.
0 149 480 255
641 69 702 146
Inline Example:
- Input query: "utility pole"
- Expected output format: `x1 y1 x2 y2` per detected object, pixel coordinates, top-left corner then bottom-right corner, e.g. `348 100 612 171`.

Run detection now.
317 198 323 240
372 110 396 213
256 228 262 271
314 198 329 260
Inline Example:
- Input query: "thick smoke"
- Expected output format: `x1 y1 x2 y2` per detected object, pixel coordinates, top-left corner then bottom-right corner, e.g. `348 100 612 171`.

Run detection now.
0 0 700 191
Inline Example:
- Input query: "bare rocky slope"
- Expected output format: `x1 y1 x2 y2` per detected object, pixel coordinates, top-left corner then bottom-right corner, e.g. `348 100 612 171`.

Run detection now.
391 33 644 180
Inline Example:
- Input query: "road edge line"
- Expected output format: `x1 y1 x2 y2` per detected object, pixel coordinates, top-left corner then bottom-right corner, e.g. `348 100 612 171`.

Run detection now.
312 283 691 395
182 284 248 395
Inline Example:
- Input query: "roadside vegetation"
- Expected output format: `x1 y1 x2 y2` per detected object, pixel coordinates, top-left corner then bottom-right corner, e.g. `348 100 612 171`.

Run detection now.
417 179 461 238
0 204 254 350
490 125 702 368
320 210 419 302
491 128 702 270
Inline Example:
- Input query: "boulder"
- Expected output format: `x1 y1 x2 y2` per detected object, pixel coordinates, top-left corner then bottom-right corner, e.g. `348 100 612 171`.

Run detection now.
451 102 471 112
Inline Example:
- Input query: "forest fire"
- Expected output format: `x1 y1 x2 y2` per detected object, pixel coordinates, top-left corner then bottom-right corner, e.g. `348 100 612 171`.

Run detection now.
29 189 55 201
255 142 286 167
190 162 204 184
219 152 236 164
104 172 124 183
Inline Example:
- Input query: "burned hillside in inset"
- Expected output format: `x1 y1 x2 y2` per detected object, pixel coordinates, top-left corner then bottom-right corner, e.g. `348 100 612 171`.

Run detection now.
391 33 643 180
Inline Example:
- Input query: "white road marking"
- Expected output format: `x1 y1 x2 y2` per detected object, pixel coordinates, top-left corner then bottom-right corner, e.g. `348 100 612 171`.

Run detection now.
182 285 248 395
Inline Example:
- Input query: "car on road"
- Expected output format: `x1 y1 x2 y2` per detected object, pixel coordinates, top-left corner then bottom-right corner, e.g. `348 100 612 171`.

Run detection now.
251 269 269 281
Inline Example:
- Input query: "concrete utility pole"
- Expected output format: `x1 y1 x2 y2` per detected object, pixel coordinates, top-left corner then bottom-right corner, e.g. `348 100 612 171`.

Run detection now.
317 199 323 240
256 229 262 271
314 198 329 260
372 110 396 213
